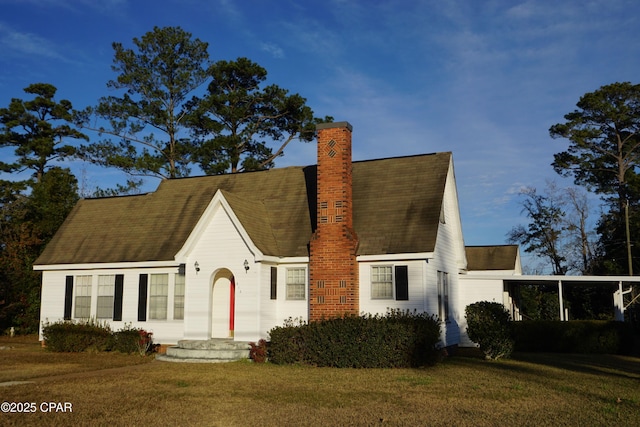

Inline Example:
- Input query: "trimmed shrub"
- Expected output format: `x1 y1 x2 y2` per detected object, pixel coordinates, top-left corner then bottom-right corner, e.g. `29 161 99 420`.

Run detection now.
42 320 156 355
112 328 141 354
268 318 306 365
42 319 112 352
513 320 635 354
112 325 156 355
268 310 440 368
465 301 514 360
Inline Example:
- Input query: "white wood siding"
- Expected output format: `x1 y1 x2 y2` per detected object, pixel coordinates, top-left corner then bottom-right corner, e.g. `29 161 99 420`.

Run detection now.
256 263 309 338
428 159 466 347
359 260 428 315
38 268 185 344
39 270 66 339
183 203 260 342
257 263 278 339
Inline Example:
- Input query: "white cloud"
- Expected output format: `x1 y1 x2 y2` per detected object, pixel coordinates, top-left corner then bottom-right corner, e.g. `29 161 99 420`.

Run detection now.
1 0 127 12
214 0 243 20
0 22 67 61
260 42 284 59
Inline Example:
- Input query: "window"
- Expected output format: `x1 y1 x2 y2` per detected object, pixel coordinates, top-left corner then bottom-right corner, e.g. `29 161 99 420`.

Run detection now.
97 275 115 319
74 275 92 319
437 271 449 321
149 274 168 320
286 268 306 300
371 266 393 299
174 273 185 320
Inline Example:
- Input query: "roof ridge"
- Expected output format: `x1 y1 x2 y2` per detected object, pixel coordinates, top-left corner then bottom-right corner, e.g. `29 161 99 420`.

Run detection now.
82 192 153 201
157 165 308 184
153 152 452 186
352 151 450 164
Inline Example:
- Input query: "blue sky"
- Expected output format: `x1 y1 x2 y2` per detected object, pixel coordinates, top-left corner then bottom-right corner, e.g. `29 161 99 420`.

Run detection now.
1 0 640 263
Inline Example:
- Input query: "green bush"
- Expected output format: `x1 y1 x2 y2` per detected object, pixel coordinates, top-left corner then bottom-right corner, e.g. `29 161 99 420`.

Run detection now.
112 325 155 355
268 317 306 365
42 320 155 354
268 310 441 368
112 328 141 354
465 301 514 360
42 319 112 352
513 320 635 354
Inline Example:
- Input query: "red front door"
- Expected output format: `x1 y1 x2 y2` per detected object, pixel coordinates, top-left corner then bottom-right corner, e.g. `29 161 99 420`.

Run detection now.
229 277 236 337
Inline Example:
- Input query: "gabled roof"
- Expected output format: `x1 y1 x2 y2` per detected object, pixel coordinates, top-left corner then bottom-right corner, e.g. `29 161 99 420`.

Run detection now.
465 245 519 271
35 152 451 265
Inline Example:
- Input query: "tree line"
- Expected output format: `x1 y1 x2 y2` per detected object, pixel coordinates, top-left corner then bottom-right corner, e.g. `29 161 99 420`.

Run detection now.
0 26 330 333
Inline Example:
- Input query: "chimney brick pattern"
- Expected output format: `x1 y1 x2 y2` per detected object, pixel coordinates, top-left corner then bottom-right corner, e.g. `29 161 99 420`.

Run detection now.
309 122 359 321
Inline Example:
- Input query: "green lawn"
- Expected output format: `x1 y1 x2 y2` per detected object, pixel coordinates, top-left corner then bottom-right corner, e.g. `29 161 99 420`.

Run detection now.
1 336 639 426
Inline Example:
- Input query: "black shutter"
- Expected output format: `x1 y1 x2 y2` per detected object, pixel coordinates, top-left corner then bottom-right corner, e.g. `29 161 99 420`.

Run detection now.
270 267 277 300
63 276 73 320
395 266 409 301
113 274 124 321
138 274 148 321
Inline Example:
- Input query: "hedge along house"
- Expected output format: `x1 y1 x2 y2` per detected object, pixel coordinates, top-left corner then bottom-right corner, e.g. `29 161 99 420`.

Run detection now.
35 121 512 348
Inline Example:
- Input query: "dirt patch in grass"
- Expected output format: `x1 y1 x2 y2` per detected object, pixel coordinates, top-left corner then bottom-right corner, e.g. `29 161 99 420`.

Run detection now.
1 335 639 426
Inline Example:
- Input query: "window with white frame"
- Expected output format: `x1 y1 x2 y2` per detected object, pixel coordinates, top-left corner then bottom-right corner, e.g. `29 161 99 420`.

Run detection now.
97 275 115 319
74 275 92 319
371 265 393 299
149 274 168 320
437 271 449 321
286 268 306 300
174 273 185 320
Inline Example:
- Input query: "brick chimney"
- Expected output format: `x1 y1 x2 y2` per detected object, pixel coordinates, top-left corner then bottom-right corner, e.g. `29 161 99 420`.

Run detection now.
309 122 359 321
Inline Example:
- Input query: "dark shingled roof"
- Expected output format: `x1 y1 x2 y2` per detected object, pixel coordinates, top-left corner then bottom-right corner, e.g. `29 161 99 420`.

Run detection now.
465 245 519 271
35 152 451 265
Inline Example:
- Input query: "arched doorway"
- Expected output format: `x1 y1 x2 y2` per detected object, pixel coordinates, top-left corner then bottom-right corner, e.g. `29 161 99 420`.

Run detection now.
211 268 236 338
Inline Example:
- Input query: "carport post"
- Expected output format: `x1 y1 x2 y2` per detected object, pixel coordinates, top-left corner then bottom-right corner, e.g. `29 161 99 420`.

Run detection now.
614 281 624 321
558 280 564 321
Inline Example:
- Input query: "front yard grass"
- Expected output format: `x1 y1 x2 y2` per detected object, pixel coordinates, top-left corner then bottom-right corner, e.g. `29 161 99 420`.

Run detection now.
1 335 639 426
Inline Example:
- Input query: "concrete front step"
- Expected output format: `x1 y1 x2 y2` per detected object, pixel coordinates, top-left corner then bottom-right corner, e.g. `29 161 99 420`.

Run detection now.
177 339 250 351
157 339 251 363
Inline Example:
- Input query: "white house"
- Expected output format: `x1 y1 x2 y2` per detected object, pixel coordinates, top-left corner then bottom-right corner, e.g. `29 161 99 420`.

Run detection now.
35 122 522 349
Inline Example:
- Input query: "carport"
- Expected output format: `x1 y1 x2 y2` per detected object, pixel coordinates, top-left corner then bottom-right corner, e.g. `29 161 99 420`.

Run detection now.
502 275 640 321
464 275 640 322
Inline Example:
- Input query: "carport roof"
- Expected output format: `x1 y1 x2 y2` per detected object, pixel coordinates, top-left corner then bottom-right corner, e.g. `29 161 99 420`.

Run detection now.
461 274 640 284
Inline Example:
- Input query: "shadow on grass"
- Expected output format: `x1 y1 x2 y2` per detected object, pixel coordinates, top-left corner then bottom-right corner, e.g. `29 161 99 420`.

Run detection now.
453 347 640 381
511 352 640 380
